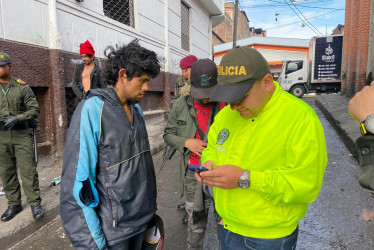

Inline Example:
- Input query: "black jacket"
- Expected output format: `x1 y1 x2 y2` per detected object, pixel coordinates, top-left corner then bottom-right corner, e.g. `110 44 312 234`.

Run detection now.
71 62 106 102
60 88 157 249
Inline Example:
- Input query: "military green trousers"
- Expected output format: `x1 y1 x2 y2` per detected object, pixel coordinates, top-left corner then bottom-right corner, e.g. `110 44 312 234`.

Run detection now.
0 129 41 206
185 171 208 250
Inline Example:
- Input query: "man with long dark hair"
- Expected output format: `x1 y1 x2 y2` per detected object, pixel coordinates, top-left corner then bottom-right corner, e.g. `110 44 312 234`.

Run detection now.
60 40 160 250
71 40 106 104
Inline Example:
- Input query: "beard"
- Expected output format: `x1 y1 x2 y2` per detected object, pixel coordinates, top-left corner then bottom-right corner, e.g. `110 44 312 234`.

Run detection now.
127 97 140 104
84 61 93 66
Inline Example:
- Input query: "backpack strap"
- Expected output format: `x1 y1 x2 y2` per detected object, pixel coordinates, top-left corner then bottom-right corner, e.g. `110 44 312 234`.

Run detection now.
185 96 205 140
185 96 219 142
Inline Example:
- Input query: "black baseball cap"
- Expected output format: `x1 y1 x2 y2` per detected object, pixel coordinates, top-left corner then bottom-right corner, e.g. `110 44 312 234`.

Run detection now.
0 52 11 66
210 46 270 103
190 59 218 99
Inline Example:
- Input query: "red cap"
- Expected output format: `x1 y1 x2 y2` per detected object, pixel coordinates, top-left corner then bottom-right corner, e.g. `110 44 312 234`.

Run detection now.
80 40 95 55
180 55 198 69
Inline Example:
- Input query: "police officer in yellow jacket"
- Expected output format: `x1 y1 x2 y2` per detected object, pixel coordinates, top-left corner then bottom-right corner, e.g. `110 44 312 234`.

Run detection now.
0 52 43 222
196 47 327 250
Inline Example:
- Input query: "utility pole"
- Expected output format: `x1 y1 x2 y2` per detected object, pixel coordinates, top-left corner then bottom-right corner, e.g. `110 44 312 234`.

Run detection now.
367 0 374 87
326 24 327 36
233 0 239 47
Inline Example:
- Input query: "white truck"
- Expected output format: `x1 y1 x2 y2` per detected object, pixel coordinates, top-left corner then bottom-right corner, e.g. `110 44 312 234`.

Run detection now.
278 34 343 98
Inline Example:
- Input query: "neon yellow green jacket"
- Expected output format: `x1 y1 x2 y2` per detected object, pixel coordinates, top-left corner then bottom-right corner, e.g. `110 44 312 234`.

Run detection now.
201 82 327 239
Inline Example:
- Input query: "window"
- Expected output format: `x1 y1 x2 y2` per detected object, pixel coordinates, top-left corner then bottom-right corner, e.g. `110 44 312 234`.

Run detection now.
103 0 134 27
286 60 303 74
181 2 190 51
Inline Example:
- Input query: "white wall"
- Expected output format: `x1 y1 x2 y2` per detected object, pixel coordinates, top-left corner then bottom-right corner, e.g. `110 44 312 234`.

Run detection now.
0 0 223 74
257 49 307 62
214 49 307 66
0 0 50 46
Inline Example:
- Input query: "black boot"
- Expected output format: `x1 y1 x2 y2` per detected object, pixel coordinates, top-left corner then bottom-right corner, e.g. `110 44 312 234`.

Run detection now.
177 202 186 210
31 204 44 220
1 205 23 222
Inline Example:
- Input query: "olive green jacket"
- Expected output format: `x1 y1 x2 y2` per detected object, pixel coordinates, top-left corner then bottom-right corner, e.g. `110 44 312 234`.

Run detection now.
163 95 219 194
356 135 374 190
0 77 39 123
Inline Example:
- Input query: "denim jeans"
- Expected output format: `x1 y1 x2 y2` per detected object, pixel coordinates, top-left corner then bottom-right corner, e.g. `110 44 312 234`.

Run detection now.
108 231 145 250
220 225 299 250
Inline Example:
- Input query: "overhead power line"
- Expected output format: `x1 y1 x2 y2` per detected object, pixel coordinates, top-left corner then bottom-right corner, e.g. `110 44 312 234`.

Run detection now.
264 10 337 30
289 0 323 35
265 0 345 10
282 0 323 36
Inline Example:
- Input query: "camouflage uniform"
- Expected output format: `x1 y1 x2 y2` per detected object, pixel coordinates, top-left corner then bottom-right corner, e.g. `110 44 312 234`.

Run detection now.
0 77 41 206
175 75 189 97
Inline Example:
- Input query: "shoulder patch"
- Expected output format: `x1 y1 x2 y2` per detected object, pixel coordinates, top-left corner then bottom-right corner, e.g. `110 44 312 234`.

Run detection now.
17 79 26 84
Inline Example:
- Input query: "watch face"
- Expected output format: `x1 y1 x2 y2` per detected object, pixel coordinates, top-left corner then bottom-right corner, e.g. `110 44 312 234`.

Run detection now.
239 180 249 189
238 170 250 189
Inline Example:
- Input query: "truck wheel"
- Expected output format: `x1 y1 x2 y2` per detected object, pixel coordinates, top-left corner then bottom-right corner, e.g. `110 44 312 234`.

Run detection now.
290 85 306 98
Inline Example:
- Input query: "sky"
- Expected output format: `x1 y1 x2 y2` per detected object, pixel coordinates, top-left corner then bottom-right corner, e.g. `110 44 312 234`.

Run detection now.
229 0 346 40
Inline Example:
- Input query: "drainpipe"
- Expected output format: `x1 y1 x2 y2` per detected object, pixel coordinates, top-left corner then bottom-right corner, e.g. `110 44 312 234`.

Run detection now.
163 0 171 113
49 0 62 49
48 0 67 156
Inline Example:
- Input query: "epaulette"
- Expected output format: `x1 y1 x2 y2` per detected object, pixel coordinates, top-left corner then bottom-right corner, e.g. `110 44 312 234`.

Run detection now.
16 78 26 84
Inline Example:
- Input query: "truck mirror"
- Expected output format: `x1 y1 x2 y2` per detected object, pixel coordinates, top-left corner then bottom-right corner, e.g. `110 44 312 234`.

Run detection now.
285 75 288 79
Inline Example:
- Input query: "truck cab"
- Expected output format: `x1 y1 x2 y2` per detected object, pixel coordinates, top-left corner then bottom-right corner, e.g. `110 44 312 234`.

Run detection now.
278 59 308 98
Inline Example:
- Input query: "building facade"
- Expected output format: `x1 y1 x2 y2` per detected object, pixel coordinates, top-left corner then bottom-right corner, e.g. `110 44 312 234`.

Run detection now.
0 0 223 156
341 0 373 96
212 2 251 46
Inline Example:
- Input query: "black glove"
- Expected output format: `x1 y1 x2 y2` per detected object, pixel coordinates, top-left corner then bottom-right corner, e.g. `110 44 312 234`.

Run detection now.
4 116 20 130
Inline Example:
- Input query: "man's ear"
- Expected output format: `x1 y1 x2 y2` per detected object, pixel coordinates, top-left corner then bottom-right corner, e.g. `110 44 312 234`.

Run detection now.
118 68 127 79
262 73 274 90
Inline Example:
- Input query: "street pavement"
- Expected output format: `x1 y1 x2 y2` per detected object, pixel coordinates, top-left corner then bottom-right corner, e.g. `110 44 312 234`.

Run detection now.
297 96 374 249
1 94 374 249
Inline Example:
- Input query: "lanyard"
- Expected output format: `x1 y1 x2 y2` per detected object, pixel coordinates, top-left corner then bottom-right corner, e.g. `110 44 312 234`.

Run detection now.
1 84 10 96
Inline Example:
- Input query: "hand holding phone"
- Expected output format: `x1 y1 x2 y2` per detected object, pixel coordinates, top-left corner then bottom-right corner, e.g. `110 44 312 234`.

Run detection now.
187 164 209 173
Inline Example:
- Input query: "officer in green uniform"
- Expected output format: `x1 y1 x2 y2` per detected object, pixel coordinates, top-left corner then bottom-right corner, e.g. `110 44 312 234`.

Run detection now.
174 75 189 97
0 52 44 222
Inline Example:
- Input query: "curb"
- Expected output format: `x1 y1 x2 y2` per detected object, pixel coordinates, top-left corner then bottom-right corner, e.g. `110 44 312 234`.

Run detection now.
315 96 359 158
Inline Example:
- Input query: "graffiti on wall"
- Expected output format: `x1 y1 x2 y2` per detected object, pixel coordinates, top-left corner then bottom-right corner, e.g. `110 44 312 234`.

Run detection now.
7 31 46 46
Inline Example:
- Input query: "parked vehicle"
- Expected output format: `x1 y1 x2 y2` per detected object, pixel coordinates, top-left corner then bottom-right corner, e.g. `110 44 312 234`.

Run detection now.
278 35 343 97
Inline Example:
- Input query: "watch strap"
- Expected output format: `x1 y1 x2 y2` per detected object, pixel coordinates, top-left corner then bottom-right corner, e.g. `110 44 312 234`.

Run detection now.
361 122 368 135
361 114 374 136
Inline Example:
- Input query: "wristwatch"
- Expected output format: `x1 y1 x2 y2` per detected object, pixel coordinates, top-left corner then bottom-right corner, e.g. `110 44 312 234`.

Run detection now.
238 170 250 189
360 113 374 135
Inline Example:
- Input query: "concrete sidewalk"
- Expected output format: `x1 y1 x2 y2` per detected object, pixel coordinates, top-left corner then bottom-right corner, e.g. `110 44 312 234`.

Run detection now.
0 114 167 249
315 93 361 156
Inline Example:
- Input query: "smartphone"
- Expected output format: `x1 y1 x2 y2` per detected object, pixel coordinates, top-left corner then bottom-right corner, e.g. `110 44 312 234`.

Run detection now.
187 164 209 172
